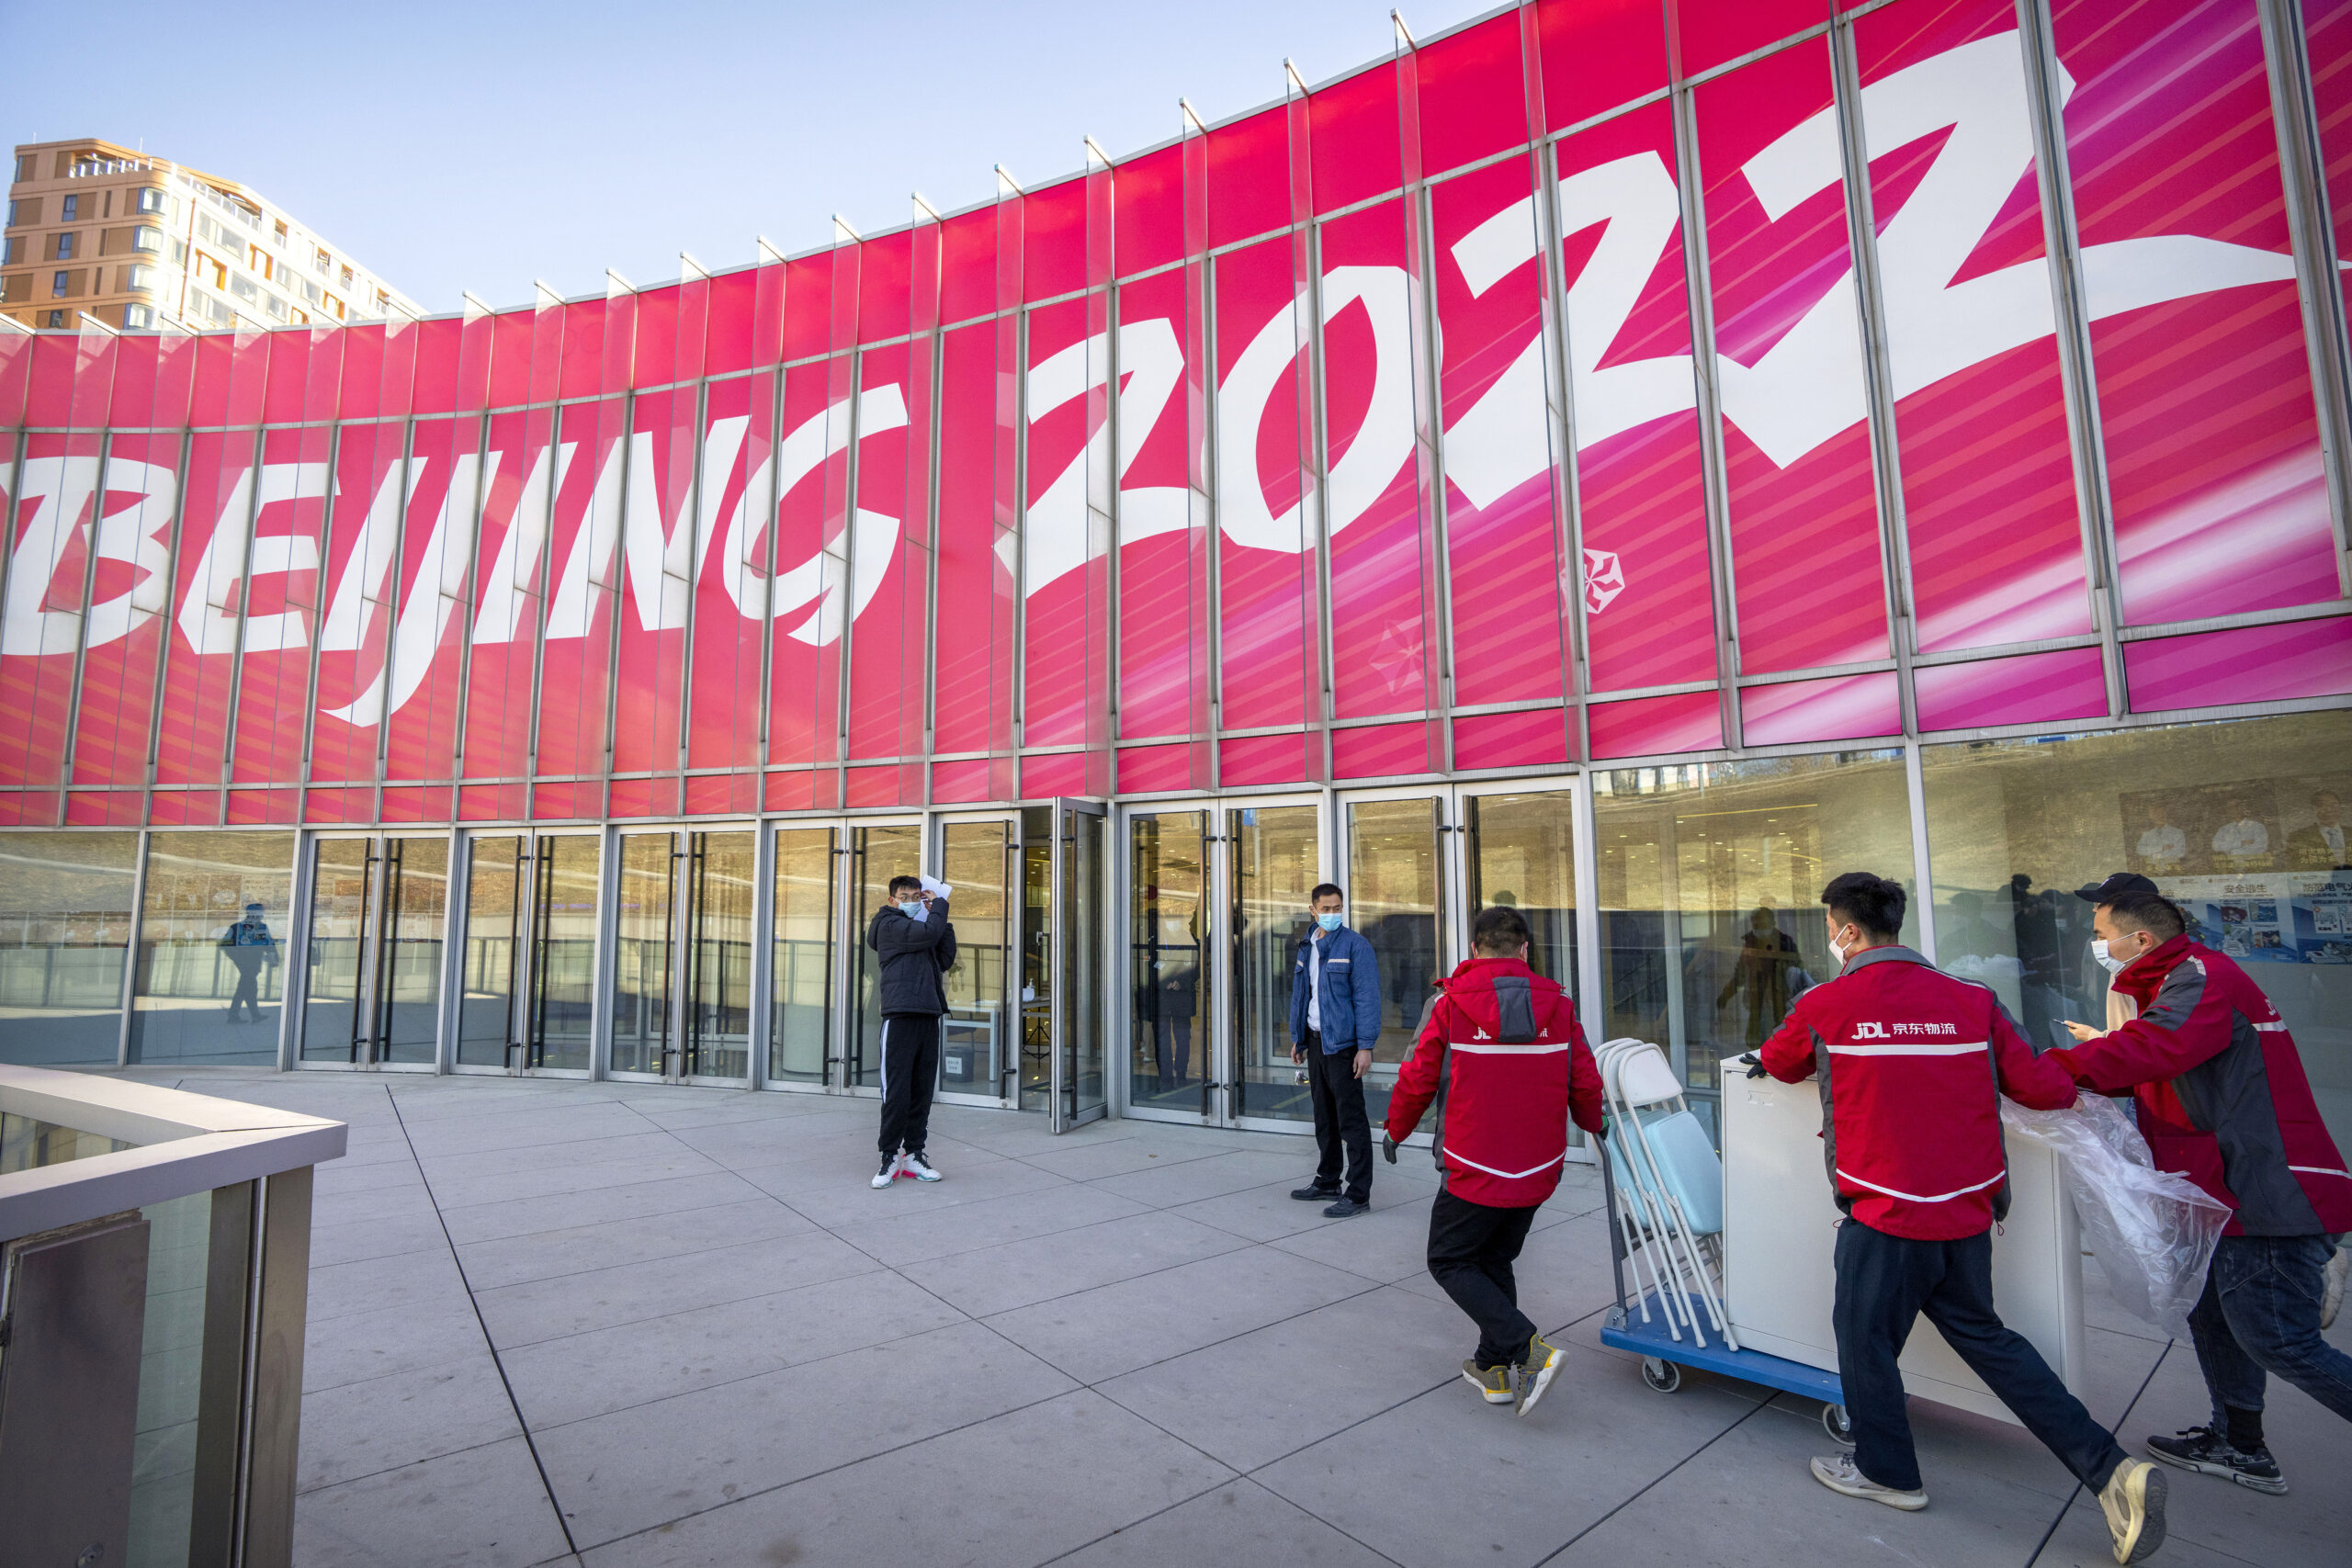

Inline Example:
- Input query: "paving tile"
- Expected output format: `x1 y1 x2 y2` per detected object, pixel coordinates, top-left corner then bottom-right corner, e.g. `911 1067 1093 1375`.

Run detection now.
536 1319 1076 1548
1017 1132 1230 1182
1269 1188 1439 1284
1549 1393 2075 1568
309 1181 442 1230
899 1209 1250 1317
984 1244 1376 1384
1050 1477 1394 1568
1254 1345 1765 1568
430 1150 731 1208
1395 1209 1625 1337
497 1269 967 1428
308 1207 452 1269
573 1390 1232 1568
471 1230 881 1347
418 1130 695 1184
293 1437 572 1568
303 1292 490 1393
824 1181 1151 1267
763 1148 1067 1227
307 1246 472 1325
438 1170 767 1245
1090 1148 1320 1207
1171 1174 1414 1244
1097 1283 1473 1471
454 1196 812 1291
399 1100 655 1157
298 1356 521 1493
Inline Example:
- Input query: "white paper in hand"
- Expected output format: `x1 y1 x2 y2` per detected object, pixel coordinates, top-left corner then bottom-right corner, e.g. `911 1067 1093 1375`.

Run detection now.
919 875 953 901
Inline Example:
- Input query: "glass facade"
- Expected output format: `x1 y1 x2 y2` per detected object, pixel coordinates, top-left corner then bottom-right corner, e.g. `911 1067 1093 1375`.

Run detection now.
0 4 2340 1159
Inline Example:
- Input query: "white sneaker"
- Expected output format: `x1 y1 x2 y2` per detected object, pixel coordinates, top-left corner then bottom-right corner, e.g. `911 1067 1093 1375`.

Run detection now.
900 1153 943 1182
1809 1452 1928 1511
871 1154 901 1189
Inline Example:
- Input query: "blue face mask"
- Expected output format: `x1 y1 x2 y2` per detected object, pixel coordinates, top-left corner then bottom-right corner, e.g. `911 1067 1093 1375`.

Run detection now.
1315 911 1342 932
897 897 922 913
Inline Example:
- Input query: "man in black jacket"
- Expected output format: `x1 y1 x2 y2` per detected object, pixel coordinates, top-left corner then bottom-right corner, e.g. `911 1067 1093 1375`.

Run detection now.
868 874 956 1188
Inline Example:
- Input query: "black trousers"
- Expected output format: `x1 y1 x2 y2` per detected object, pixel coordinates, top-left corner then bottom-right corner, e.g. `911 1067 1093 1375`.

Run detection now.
876 1012 941 1159
1429 1190 1541 1368
1833 1217 2126 1494
1305 1031 1372 1202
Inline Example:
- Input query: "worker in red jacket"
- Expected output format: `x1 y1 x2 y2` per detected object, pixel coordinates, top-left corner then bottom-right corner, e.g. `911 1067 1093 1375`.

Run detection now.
1756 872 2165 1565
2051 886 2352 1495
1383 905 1604 1419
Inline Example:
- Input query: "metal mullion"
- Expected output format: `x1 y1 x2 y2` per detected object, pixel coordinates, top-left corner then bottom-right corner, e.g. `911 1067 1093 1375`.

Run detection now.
1667 74 1746 750
922 325 944 796
520 403 561 817
1828 14 1920 739
445 411 492 791
435 823 463 1072
2258 0 2352 594
829 824 856 1089
2114 597 2352 642
1011 312 1030 755
1678 22 1834 91
748 818 775 1088
835 353 862 806
590 824 618 1080
598 395 636 818
116 826 150 1067
755 369 784 778
294 423 343 821
1409 179 1460 777
214 425 267 805
1201 234 1225 792
1523 4 1595 766
2016 0 2127 722
1100 281 1121 784
56 430 116 818
371 419 420 823
673 381 710 792
1902 739 1938 962
1303 220 1336 785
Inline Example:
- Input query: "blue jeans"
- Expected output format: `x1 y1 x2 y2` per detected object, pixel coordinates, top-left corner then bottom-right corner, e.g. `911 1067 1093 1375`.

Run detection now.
1833 1219 2125 1494
2187 1234 2352 1430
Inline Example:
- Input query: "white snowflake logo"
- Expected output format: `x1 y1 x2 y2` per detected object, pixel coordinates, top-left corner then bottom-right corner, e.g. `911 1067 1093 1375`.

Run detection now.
1582 548 1626 615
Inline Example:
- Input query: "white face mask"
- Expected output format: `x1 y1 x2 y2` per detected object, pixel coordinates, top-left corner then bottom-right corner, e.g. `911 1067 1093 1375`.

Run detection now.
1829 928 1856 967
2091 939 2122 975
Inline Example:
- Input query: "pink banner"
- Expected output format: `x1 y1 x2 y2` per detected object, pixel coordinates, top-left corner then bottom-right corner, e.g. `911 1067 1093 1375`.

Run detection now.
1699 39 1891 676
1856 0 2095 652
2053 0 2338 625
1556 104 1720 694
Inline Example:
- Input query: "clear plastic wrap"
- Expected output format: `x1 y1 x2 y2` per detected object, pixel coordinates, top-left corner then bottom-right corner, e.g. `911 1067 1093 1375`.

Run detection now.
2001 1093 2232 1341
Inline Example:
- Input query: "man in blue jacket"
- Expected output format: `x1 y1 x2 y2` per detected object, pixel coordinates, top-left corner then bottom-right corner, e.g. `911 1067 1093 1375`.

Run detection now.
1289 882 1383 1217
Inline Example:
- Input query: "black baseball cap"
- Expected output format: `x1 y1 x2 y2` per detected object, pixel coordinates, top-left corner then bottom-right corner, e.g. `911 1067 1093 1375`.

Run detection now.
2075 872 2159 905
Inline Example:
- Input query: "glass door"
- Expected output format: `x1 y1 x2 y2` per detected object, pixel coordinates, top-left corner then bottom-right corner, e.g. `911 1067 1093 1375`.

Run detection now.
298 834 448 1067
1049 798 1108 1131
846 819 926 1092
938 817 1015 1105
457 836 526 1068
1127 810 1211 1120
527 833 599 1071
1227 802 1322 1129
767 826 838 1087
610 827 755 1084
1337 781 1587 1150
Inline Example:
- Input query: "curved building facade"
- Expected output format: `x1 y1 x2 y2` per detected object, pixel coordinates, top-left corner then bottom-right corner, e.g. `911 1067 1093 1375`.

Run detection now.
2 0 2348 1145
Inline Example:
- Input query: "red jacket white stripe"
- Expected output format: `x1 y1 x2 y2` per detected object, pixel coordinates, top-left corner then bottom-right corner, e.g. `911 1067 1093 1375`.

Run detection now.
1385 956 1604 1208
2050 935 2351 1237
1759 944 2079 1241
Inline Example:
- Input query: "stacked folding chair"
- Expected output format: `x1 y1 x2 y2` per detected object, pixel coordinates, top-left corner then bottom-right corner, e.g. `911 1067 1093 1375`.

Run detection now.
1595 1037 1738 1351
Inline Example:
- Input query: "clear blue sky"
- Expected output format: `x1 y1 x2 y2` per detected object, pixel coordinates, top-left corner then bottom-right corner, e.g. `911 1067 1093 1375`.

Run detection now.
3 0 1498 312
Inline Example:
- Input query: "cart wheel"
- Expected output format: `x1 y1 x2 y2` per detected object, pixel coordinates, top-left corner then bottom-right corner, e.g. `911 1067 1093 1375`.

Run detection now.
1823 1403 1852 1441
1641 1357 1681 1393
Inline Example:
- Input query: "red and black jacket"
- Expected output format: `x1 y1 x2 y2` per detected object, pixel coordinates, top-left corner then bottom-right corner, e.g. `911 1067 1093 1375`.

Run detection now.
2049 935 2351 1237
1385 957 1604 1208
1759 945 2079 1241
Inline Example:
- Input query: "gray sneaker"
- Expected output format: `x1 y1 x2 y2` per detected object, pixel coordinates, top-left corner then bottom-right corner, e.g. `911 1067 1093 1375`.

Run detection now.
1810 1452 1927 1511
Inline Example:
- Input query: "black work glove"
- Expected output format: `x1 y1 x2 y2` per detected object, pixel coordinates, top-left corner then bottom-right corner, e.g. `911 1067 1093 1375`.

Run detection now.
1381 1133 1398 1164
1738 1051 1767 1080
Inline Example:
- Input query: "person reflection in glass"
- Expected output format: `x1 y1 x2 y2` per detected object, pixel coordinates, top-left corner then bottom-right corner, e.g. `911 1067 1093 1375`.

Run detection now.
1716 905 1800 1044
1149 910 1200 1091
219 901 278 1024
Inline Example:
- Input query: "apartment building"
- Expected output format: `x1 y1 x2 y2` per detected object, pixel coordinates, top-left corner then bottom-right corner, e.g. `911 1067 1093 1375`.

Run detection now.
1 136 420 333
